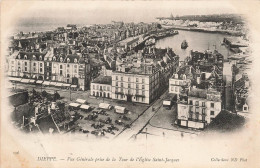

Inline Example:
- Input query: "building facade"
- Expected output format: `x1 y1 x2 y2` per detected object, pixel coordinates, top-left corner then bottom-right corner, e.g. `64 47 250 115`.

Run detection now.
91 76 112 98
176 88 222 129
111 65 160 104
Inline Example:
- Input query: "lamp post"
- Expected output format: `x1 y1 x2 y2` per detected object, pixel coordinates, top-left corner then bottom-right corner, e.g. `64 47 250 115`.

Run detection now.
70 86 72 101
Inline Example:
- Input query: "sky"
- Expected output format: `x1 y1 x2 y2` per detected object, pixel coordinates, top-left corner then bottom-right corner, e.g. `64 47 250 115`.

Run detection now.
19 1 238 24
4 1 240 33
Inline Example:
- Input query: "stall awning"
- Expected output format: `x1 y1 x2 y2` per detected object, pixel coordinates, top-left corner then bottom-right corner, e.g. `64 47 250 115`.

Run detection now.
69 102 81 107
42 81 50 86
36 80 43 84
8 77 22 82
49 82 57 86
63 83 71 87
76 99 87 104
29 79 36 83
55 82 63 87
80 104 90 110
163 101 171 106
21 78 30 83
115 106 126 113
99 103 112 109
71 85 77 88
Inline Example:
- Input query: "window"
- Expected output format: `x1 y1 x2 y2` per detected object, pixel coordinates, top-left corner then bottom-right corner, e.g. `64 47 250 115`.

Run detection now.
175 81 178 85
195 101 199 106
211 103 214 108
116 76 118 80
116 82 118 86
100 86 102 90
202 102 205 107
33 63 36 66
40 63 43 73
189 112 193 119
142 91 145 96
179 81 183 85
39 56 42 60
136 89 139 94
142 78 145 83
202 115 205 121
24 62 27 66
74 58 77 63
93 85 95 89
121 83 123 87
60 65 63 69
175 87 178 92
121 76 123 81
136 84 139 88
128 77 130 82
128 83 131 88
210 111 214 115
103 86 106 91
47 62 49 66
202 108 205 115
24 55 27 59
136 78 139 82
120 88 123 92
142 85 144 89
189 100 193 105
107 87 110 91
74 65 77 73
171 86 174 91
195 113 199 120
244 107 247 111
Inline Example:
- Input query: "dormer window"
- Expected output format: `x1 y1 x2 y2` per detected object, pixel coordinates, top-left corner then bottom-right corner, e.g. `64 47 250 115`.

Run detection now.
74 58 77 63
24 55 27 59
53 57 56 61
39 56 42 60
18 54 21 59
33 55 36 60
60 57 63 62
67 58 70 63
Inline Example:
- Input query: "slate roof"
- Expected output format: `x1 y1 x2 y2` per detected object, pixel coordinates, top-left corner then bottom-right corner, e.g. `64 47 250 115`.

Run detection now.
92 76 112 85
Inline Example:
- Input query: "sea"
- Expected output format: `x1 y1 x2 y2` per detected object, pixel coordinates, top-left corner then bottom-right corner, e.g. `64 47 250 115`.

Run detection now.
155 30 232 61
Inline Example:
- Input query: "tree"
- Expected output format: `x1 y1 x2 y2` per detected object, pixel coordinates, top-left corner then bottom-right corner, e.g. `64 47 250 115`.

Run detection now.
42 90 48 97
157 24 162 29
53 91 60 101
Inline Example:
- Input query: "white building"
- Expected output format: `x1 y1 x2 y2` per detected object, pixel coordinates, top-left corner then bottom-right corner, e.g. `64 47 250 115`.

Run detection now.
176 88 222 129
111 64 160 104
91 76 112 98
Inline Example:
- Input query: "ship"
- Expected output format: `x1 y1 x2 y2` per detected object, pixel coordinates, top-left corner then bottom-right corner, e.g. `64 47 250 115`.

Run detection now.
181 40 188 49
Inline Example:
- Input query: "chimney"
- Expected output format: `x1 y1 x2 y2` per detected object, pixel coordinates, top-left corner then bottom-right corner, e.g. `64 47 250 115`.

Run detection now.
174 74 178 79
197 76 201 84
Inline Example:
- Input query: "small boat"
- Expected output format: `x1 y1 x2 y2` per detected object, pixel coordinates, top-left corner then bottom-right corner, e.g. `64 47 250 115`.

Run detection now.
181 40 188 49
